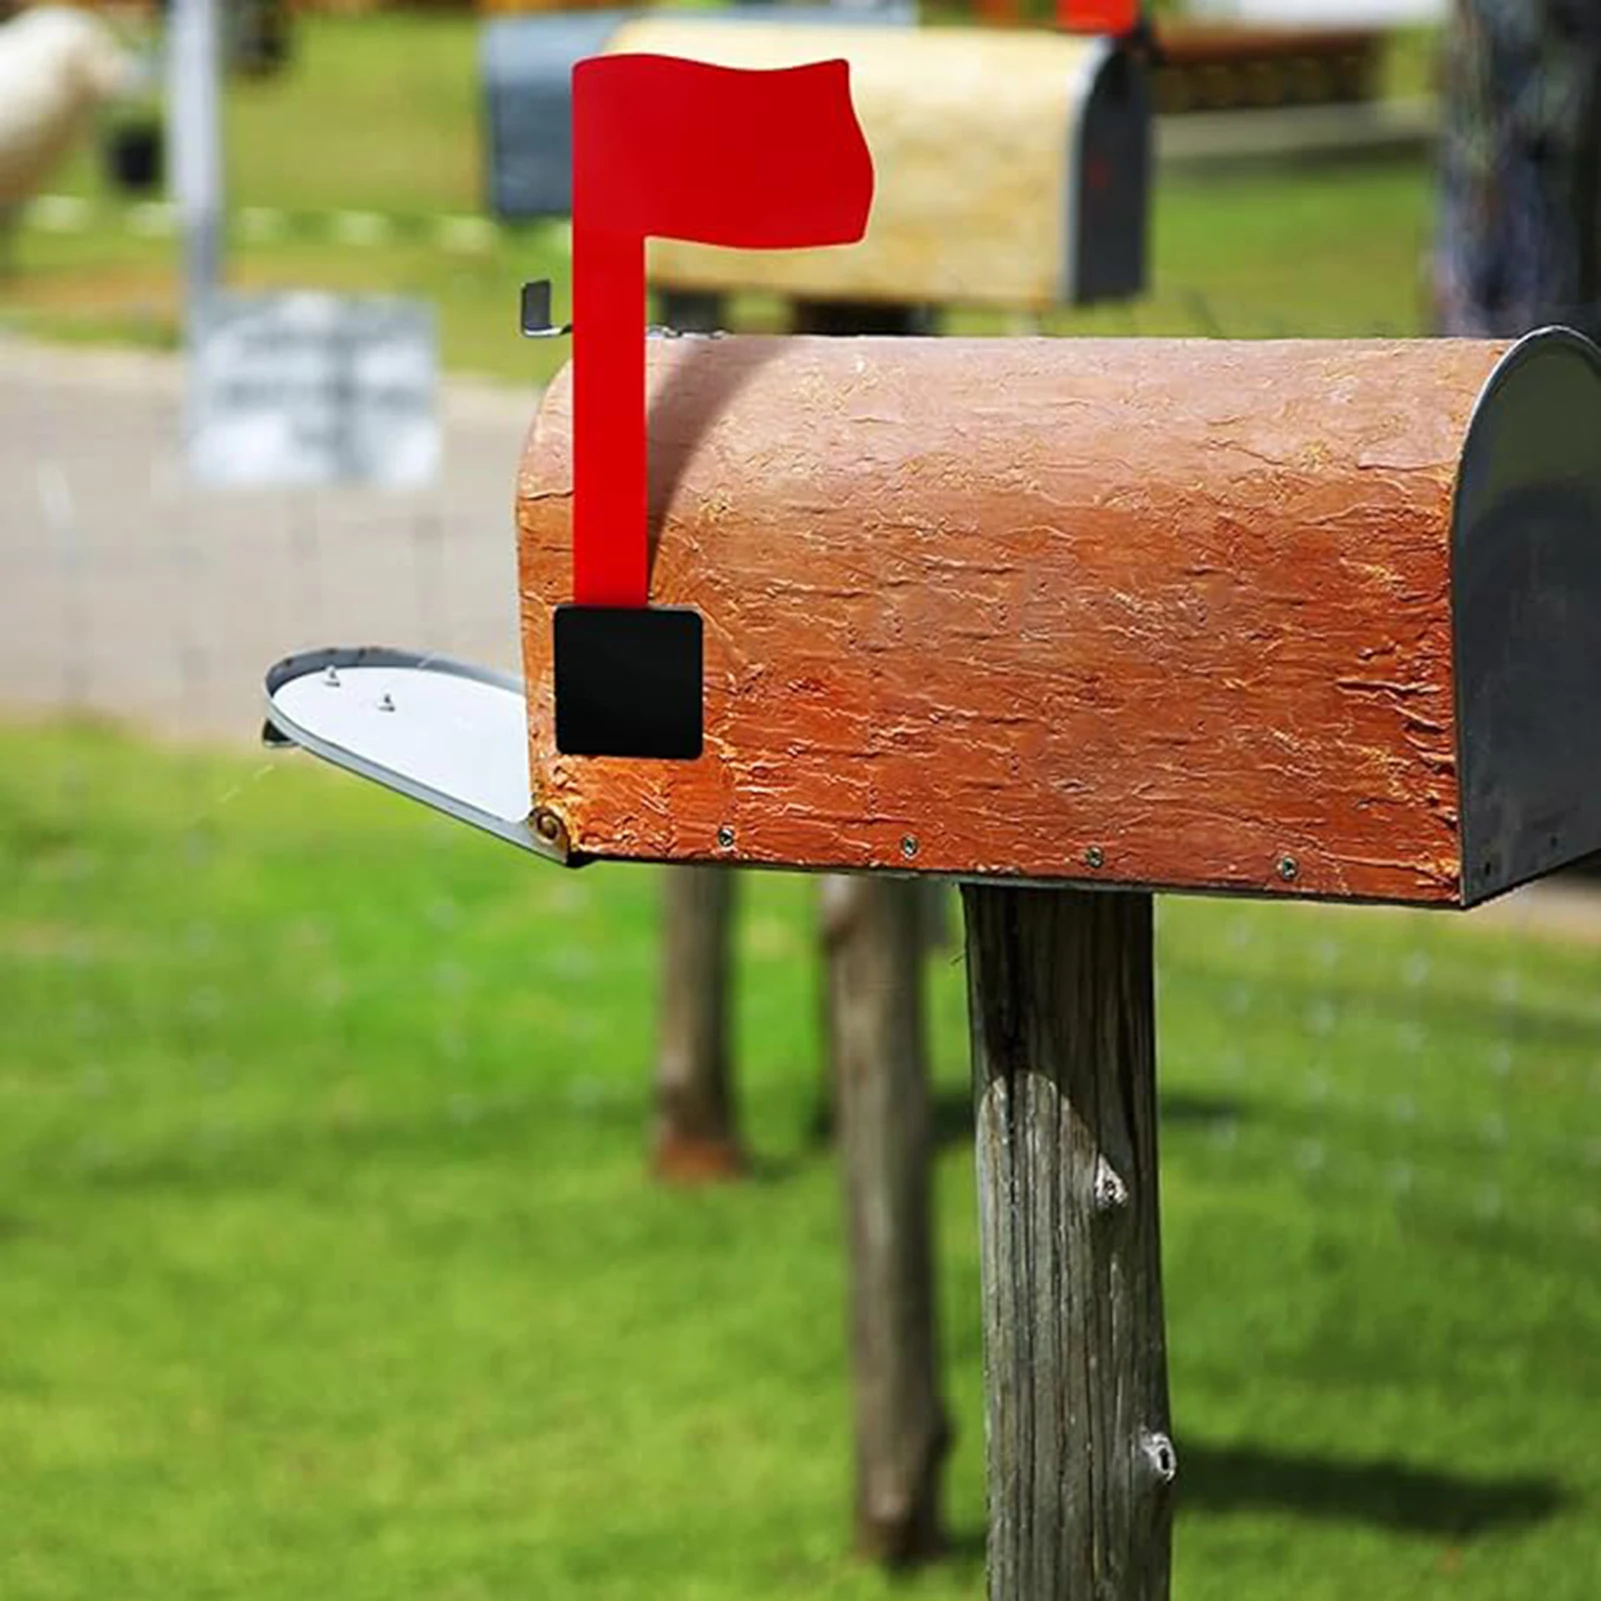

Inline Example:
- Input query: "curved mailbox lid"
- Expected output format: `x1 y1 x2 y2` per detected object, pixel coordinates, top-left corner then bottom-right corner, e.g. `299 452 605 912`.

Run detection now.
263 646 568 864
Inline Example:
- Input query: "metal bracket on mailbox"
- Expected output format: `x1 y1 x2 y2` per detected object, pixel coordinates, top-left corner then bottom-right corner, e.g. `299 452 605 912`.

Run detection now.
521 279 572 339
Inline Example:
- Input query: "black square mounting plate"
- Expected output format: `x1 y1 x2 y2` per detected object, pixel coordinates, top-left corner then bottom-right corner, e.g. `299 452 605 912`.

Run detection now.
553 604 704 759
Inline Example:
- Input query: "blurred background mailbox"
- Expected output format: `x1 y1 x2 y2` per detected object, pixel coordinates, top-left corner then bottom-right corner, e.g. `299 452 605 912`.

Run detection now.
482 11 1149 311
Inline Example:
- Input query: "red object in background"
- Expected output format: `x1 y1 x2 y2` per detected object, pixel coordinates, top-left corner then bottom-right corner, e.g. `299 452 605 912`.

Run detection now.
1058 0 1138 33
570 53 875 608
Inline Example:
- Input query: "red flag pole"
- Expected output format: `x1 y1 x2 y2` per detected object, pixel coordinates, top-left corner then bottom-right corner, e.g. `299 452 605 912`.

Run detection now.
567 54 872 614
557 53 872 757
570 223 647 608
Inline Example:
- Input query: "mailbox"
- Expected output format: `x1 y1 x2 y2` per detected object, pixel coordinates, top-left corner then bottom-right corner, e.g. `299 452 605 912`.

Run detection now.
508 329 1601 907
267 327 1601 911
482 12 1149 309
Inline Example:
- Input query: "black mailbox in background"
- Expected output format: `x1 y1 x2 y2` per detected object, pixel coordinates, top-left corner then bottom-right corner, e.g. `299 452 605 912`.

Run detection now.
481 8 1149 311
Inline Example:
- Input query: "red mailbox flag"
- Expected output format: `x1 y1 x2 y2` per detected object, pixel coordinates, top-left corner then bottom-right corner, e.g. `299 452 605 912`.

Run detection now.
1058 0 1138 33
570 53 875 608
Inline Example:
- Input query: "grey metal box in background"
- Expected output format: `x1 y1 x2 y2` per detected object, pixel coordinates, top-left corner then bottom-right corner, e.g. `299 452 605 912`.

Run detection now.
481 12 626 221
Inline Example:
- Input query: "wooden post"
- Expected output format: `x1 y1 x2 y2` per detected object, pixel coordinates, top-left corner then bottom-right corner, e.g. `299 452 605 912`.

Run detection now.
962 883 1175 1600
826 874 949 1564
815 877 953 1141
652 866 743 1181
656 289 725 335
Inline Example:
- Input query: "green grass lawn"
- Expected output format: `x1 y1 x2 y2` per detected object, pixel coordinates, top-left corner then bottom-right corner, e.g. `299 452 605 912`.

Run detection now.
5 12 1441 381
1 720 1597 1600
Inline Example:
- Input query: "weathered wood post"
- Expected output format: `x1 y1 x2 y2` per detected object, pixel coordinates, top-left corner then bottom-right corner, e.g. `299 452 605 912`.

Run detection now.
965 885 1172 1597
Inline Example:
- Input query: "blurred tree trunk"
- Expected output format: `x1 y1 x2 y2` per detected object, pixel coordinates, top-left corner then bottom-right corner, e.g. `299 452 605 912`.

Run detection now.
652 867 743 1182
656 289 725 334
1433 0 1601 337
790 300 934 337
823 875 950 1564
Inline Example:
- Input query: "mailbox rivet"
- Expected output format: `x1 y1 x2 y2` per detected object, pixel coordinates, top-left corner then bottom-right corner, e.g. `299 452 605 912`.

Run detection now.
717 825 735 850
1277 854 1299 883
901 835 919 859
533 809 565 846
1085 845 1105 870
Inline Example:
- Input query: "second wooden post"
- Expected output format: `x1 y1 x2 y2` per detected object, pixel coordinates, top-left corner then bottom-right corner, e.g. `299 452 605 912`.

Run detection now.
826 874 949 1562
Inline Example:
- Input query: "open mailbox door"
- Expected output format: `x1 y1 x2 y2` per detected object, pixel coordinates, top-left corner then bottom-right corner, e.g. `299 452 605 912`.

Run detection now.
263 646 568 862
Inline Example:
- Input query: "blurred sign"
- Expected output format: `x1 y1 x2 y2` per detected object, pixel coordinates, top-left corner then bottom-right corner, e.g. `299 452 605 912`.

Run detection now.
187 293 440 490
